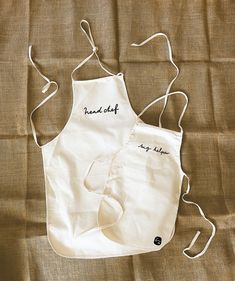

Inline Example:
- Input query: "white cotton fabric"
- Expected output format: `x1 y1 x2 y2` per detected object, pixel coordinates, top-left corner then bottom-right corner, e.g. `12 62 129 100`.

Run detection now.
85 113 184 251
28 19 216 259
42 74 145 258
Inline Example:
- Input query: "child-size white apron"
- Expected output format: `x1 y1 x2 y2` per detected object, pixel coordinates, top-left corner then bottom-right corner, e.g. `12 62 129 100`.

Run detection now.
84 91 216 259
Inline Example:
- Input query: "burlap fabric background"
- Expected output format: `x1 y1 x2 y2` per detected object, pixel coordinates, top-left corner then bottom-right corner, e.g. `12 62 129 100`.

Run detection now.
0 1 234 280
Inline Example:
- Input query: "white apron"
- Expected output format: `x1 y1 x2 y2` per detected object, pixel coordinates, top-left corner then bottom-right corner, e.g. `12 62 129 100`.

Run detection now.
28 20 216 259
84 91 216 259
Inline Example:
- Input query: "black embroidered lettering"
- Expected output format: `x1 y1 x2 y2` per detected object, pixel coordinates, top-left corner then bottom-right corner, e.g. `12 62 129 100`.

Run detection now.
104 105 111 113
153 146 169 155
138 143 169 155
96 106 103 114
138 144 151 152
84 107 88 114
84 106 102 114
84 104 119 115
114 103 119 115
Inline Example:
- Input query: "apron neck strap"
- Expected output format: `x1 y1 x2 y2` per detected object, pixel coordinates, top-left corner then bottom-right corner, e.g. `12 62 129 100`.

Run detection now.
71 20 121 80
131 32 179 128
137 91 188 133
80 20 98 53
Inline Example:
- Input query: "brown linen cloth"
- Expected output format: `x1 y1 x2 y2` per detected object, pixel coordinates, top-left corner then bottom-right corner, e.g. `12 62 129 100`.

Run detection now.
0 1 234 280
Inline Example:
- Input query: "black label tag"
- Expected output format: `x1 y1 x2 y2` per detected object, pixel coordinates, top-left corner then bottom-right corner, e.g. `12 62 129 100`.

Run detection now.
154 236 162 245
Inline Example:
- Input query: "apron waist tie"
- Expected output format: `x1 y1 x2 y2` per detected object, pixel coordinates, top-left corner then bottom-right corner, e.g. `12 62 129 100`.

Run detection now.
182 172 216 259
